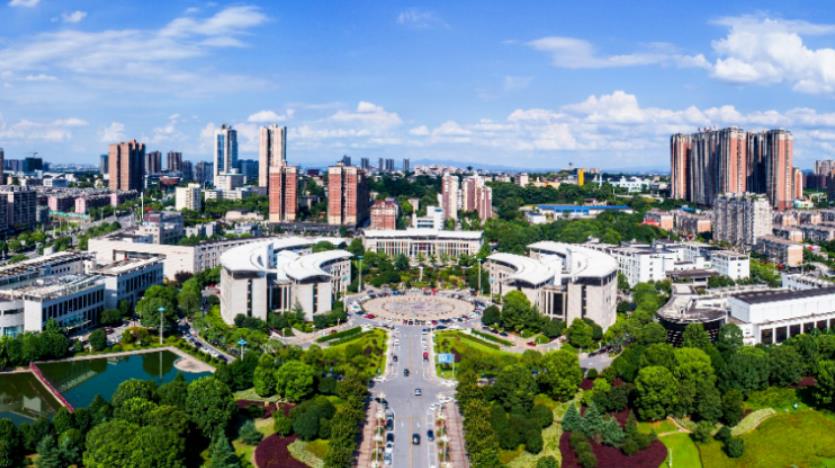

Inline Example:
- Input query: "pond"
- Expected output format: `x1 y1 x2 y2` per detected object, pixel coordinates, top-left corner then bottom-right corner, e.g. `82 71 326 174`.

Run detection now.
36 350 210 410
0 372 62 425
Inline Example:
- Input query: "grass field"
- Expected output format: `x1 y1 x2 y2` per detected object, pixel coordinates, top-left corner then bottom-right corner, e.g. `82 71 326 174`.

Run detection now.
658 433 701 468
637 418 678 435
698 409 835 468
744 386 807 411
288 439 328 468
323 327 387 376
433 330 518 379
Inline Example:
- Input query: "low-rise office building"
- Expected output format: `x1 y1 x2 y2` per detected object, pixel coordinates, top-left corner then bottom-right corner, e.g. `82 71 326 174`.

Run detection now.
486 241 618 330
219 238 351 324
798 223 835 243
729 287 835 345
673 211 712 237
93 257 163 309
772 226 804 242
754 235 804 268
710 250 750 281
362 229 482 260
643 210 674 230
0 275 105 334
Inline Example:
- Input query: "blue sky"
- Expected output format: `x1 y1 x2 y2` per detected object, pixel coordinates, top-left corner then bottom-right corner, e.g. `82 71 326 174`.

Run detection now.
2 1 835 169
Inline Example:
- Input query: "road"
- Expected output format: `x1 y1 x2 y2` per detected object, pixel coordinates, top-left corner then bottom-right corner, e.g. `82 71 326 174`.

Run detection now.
374 324 449 468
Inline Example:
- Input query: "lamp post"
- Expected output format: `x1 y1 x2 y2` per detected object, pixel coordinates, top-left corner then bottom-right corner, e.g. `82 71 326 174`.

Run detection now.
357 255 364 292
238 338 248 359
157 306 165 345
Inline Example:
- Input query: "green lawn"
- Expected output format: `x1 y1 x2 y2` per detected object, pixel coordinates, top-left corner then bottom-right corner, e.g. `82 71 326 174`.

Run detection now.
637 418 678 435
658 433 700 468
697 409 835 468
288 439 328 468
433 330 518 379
744 386 807 411
323 327 387 376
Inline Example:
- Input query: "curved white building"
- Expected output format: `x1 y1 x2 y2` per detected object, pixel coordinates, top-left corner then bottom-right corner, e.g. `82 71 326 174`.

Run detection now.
486 241 618 330
219 237 351 325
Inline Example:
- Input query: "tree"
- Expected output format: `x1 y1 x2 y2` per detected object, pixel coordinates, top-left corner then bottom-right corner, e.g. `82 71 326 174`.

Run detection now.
253 365 276 397
725 437 744 458
83 420 138 467
178 278 202 317
208 430 241 468
768 345 803 386
682 323 711 349
537 456 558 468
0 419 23 468
239 420 263 445
531 404 554 428
131 425 185 468
500 291 538 332
691 421 713 443
461 399 502 467
562 403 582 432
542 319 565 339
634 366 678 420
186 377 235 436
539 349 582 401
814 359 835 408
114 397 157 425
111 379 157 408
567 318 594 349
721 389 744 426
135 285 179 333
57 428 83 467
481 305 500 327
274 411 293 436
490 364 538 412
672 347 716 416
635 322 667 346
36 434 63 468
158 373 189 409
89 328 108 351
275 360 315 402
721 347 769 395
715 324 743 356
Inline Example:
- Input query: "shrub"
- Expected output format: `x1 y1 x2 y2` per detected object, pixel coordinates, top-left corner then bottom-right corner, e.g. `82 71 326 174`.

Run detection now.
531 404 553 429
274 411 293 436
586 368 598 380
691 421 713 443
714 426 732 444
724 437 744 458
239 420 263 445
525 429 543 454
536 456 558 468
570 431 597 468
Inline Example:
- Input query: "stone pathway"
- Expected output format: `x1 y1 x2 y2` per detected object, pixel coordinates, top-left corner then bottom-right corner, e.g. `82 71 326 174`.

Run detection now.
357 400 383 467
443 402 469 468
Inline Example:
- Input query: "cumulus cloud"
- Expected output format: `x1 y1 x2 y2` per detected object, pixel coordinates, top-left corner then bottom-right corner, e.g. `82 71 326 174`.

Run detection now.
61 10 87 23
330 101 402 129
708 15 835 94
0 116 87 142
396 8 448 29
100 122 126 143
527 36 709 69
247 109 294 123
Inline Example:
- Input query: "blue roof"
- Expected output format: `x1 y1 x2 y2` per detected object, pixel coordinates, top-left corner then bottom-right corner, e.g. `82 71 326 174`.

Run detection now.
537 204 630 213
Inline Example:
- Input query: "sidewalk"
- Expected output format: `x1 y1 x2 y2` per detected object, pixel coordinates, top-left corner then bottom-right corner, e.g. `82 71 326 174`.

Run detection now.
356 400 383 467
444 402 469 468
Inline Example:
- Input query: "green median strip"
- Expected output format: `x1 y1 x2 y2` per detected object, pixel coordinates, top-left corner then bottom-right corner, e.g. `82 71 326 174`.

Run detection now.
316 326 362 343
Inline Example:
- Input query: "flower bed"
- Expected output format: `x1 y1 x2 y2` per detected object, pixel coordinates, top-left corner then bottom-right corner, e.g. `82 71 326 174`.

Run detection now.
254 434 307 468
559 432 667 468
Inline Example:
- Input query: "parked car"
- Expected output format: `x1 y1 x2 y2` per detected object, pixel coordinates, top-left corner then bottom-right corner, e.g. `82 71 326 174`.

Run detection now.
386 432 394 443
412 433 421 445
414 388 422 396
427 430 435 441
403 368 410 377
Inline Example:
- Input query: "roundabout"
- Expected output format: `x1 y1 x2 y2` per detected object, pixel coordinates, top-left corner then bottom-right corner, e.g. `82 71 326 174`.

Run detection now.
362 294 474 322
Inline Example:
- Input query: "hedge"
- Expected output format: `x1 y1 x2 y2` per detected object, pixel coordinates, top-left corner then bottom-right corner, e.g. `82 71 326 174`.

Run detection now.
472 330 513 346
316 326 362 343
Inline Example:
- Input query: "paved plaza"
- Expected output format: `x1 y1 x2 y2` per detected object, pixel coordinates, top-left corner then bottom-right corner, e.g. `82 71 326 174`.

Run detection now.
362 294 475 322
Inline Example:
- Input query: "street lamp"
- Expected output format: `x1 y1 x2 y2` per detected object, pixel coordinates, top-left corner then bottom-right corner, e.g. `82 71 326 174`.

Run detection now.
238 338 248 359
157 306 165 345
357 255 364 292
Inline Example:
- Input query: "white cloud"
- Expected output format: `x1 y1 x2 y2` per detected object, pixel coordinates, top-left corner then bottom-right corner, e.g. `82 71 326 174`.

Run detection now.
9 0 39 8
0 116 87 142
61 10 87 24
330 101 402 128
247 109 294 123
708 16 835 94
527 36 709 69
100 122 126 143
0 6 270 97
23 73 57 82
396 8 448 29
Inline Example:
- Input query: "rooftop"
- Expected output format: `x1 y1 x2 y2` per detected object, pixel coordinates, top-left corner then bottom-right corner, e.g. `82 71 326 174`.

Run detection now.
362 229 483 240
527 241 618 278
537 204 630 213
0 274 103 301
731 286 835 305
486 252 556 286
220 237 348 274
94 257 162 276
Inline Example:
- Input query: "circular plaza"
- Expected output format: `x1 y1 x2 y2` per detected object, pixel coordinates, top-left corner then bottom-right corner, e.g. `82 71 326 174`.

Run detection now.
362 294 474 322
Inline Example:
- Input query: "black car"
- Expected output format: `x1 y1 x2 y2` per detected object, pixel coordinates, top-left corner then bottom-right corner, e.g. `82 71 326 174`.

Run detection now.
426 430 435 441
386 432 394 443
403 368 410 377
392 355 398 362
386 419 393 431
412 433 420 445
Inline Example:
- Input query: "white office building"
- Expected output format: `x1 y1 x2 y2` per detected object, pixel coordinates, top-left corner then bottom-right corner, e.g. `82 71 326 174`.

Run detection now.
219 238 351 324
486 241 618 330
362 229 482 260
729 287 835 345
412 206 444 230
175 183 203 212
0 275 104 334
93 257 163 309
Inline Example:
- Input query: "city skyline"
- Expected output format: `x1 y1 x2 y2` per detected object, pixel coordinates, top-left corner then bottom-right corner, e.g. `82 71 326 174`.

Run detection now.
5 2 835 169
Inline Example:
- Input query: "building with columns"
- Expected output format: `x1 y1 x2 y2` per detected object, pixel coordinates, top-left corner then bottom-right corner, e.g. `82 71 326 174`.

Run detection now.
485 241 618 330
